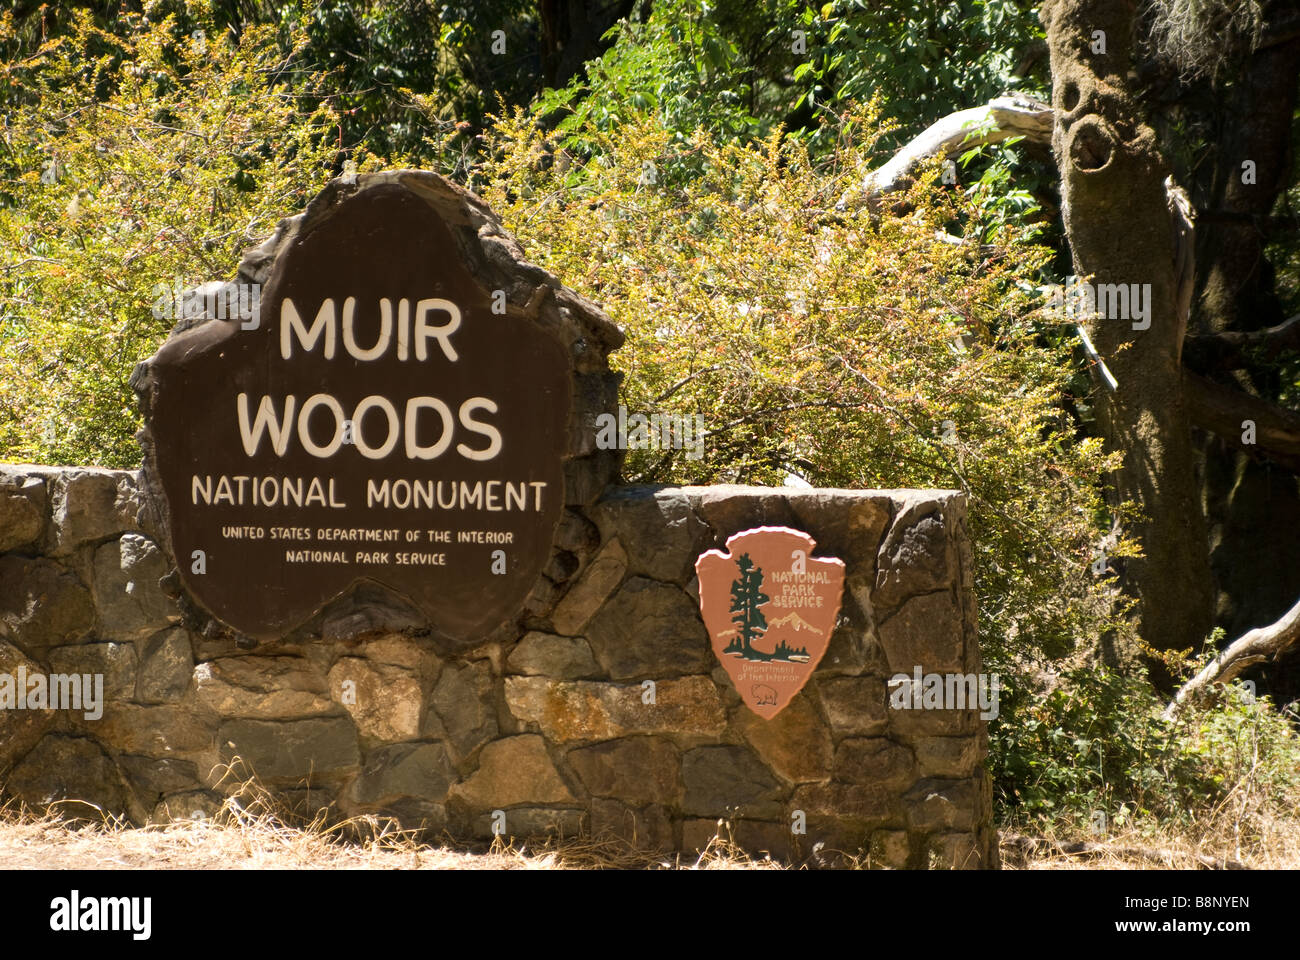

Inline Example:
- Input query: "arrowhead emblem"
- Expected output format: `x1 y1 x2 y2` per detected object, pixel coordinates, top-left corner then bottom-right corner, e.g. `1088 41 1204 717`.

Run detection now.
696 526 845 718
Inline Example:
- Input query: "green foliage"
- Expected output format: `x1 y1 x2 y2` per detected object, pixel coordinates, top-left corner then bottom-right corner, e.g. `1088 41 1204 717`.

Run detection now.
539 0 1045 157
994 657 1300 835
478 103 1128 679
0 6 344 466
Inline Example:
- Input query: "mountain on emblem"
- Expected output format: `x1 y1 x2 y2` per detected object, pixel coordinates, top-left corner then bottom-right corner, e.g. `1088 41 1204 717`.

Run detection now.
696 526 845 718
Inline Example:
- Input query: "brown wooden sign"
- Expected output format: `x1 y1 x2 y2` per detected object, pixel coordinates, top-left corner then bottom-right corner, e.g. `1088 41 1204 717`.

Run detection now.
696 527 845 718
140 179 571 641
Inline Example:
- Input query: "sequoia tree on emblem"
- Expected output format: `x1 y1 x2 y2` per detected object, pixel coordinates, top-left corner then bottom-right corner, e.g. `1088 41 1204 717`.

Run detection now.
696 526 845 718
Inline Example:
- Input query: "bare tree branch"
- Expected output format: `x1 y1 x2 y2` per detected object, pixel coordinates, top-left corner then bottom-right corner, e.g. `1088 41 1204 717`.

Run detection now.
837 95 1053 210
1182 369 1300 473
1164 594 1300 719
1183 313 1300 372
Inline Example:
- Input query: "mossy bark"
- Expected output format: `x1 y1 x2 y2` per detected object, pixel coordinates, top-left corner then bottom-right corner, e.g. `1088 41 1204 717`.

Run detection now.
1041 0 1213 653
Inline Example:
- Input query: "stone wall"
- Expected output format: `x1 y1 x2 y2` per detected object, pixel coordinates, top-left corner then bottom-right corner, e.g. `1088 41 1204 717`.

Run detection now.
0 465 995 868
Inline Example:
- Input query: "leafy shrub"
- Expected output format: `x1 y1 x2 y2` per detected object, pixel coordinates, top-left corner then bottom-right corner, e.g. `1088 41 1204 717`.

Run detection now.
994 656 1300 840
0 8 344 466
476 102 1128 680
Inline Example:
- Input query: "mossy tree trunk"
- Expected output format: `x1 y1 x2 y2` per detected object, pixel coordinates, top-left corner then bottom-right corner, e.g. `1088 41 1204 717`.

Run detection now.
1041 0 1214 654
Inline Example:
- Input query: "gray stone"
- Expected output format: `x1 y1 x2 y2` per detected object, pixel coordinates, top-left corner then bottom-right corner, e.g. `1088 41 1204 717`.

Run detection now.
118 756 201 802
543 549 581 584
136 628 194 703
903 777 981 831
91 534 178 643
328 657 422 740
50 470 138 555
505 632 600 679
877 591 965 674
816 675 889 735
914 737 981 777
833 738 915 788
218 717 360 782
426 661 498 758
521 574 564 618
505 675 725 742
788 492 892 576
567 736 680 804
685 485 800 540
98 703 215 758
153 790 224 822
0 641 55 768
278 785 338 822
195 656 334 719
448 735 576 808
791 781 899 825
470 806 585 839
48 642 137 700
790 780 904 827
0 556 94 654
352 742 455 805
585 577 709 679
319 590 425 642
563 451 621 507
0 474 46 552
592 487 711 583
3 735 128 819
885 694 980 736
549 538 627 635
682 745 784 819
869 829 912 869
357 633 433 670
875 500 956 610
683 817 793 861
817 582 889 676
366 797 447 831
925 831 989 869
589 798 674 851
735 693 833 784
553 509 600 559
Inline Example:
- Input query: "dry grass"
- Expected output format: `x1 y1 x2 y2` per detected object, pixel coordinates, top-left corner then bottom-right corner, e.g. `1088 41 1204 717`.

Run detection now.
0 807 787 870
9 802 1297 869
1001 812 1300 870
4 763 1296 870
0 766 782 870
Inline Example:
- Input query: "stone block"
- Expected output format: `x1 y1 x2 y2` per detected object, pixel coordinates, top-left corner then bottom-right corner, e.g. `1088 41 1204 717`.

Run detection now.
506 632 600 679
682 745 784 819
549 538 627 635
585 577 709 679
91 534 178 643
0 473 46 552
217 717 360 782
0 556 94 654
735 693 832 784
195 656 334 719
504 675 725 742
449 735 576 808
135 628 194 703
48 642 137 700
328 657 422 740
3 734 128 819
566 736 680 804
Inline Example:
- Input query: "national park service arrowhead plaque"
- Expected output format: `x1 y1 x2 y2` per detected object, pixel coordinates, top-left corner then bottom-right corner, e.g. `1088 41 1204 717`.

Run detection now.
695 527 845 719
